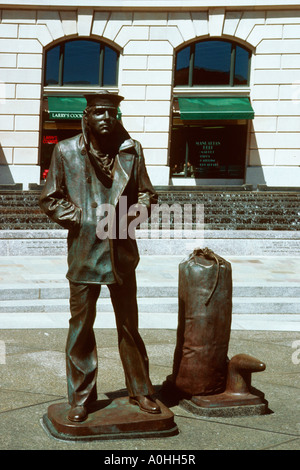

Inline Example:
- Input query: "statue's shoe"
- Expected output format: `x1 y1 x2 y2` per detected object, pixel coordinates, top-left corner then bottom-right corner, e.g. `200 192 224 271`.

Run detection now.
67 405 88 422
129 395 161 414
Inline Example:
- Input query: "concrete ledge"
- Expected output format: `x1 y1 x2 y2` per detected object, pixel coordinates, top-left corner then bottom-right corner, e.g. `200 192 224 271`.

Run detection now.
0 283 299 300
0 184 23 191
0 230 299 256
0 312 299 331
0 296 300 315
155 184 253 192
257 185 300 193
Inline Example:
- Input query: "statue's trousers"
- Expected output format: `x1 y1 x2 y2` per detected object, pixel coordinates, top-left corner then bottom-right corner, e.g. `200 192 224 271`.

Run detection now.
66 272 154 407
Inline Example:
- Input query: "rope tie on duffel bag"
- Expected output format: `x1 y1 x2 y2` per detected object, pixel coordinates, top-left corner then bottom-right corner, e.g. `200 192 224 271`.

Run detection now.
192 248 221 306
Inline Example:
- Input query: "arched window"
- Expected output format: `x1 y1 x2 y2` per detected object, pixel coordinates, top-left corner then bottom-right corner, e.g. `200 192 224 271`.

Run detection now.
171 39 254 183
41 38 120 180
174 39 251 87
44 38 119 87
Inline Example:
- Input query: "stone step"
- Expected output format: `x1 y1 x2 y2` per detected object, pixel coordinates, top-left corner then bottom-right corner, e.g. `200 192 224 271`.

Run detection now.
1 200 298 209
205 224 298 230
0 223 296 231
0 296 299 315
1 196 299 208
0 215 299 230
0 311 298 330
1 206 299 217
1 190 299 199
1 191 299 206
0 189 299 231
1 201 298 212
0 283 299 301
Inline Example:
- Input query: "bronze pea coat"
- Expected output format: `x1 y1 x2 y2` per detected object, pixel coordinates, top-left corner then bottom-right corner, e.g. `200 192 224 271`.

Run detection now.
39 123 157 285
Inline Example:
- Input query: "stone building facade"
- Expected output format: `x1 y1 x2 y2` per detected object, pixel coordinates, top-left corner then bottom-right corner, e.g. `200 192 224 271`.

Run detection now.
0 1 299 189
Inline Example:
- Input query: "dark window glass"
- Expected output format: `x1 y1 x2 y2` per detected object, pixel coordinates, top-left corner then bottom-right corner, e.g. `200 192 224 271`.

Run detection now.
175 46 190 87
194 41 232 86
103 46 118 86
45 45 60 85
44 39 119 87
234 45 250 85
170 124 247 179
63 40 100 85
174 40 251 87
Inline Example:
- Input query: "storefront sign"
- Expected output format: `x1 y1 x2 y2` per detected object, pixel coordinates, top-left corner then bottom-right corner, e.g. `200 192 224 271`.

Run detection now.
196 140 221 169
187 124 246 179
49 111 83 120
43 135 59 144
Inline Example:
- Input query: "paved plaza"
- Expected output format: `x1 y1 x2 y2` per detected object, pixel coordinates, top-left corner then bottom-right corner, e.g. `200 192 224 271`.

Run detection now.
0 254 299 451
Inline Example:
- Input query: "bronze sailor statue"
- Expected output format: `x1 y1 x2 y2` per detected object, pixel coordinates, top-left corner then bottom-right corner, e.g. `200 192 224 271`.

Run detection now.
40 90 160 423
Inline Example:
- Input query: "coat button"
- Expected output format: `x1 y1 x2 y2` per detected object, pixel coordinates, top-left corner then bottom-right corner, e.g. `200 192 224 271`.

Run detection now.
91 202 98 208
81 148 87 155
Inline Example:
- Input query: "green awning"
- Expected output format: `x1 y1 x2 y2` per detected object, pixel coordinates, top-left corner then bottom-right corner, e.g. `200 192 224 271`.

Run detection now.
47 96 122 120
48 96 87 120
178 96 255 120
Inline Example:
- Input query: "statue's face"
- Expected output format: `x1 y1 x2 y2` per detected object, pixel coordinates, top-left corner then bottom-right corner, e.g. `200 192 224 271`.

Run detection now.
86 106 118 137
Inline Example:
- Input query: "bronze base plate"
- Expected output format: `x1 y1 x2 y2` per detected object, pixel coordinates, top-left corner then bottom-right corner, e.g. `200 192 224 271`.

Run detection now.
42 397 178 442
180 392 268 417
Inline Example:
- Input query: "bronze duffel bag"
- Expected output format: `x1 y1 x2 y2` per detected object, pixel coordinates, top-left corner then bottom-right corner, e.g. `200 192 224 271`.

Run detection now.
172 248 232 396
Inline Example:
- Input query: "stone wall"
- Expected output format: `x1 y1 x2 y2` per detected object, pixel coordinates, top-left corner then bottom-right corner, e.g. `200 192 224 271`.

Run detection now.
0 6 299 188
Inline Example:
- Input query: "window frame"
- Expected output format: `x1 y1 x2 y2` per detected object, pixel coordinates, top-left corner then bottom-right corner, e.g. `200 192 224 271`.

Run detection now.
174 38 251 88
44 38 120 88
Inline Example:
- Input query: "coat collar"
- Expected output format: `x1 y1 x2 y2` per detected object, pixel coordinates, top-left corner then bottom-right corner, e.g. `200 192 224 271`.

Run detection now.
110 139 135 207
78 133 136 206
